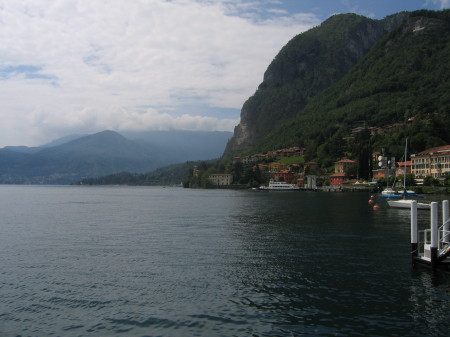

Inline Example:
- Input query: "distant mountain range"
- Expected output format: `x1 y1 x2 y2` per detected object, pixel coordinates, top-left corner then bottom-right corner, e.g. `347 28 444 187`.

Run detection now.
0 130 232 184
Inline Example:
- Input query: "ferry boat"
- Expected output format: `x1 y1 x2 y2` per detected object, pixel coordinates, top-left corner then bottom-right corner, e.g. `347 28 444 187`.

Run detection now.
259 179 300 190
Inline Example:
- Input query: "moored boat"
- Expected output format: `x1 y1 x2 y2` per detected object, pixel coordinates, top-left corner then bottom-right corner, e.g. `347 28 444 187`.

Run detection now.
381 187 396 195
387 138 429 210
259 179 300 190
387 198 431 209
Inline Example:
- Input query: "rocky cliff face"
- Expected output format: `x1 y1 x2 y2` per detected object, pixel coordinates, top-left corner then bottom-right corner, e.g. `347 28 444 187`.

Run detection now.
223 13 408 156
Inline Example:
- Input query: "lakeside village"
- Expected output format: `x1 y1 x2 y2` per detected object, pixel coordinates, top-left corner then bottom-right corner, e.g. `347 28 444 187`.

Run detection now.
187 143 450 192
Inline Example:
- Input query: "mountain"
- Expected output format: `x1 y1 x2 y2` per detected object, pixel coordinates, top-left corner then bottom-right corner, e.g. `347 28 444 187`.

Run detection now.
223 12 407 155
0 130 232 184
223 10 450 162
40 133 87 148
121 130 232 162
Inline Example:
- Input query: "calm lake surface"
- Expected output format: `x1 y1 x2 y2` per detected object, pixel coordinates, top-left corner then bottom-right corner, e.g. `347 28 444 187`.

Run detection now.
1 185 449 337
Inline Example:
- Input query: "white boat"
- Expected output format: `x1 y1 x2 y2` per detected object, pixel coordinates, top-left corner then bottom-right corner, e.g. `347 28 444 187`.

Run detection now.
381 187 396 195
259 179 300 190
387 138 430 210
380 187 416 199
387 198 431 209
381 179 415 196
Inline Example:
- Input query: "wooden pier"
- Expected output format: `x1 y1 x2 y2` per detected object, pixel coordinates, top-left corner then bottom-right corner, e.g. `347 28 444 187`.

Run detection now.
411 200 450 272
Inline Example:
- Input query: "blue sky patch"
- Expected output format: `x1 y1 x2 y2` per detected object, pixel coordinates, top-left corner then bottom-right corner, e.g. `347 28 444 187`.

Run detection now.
0 64 57 81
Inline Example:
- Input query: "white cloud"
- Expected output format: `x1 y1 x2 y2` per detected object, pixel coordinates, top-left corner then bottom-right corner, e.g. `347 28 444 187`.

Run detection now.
28 103 239 134
425 0 450 8
0 0 319 146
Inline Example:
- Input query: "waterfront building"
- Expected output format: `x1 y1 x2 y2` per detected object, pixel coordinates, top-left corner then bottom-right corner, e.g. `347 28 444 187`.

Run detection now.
329 173 346 187
274 170 294 183
208 173 233 185
411 145 450 178
329 159 357 187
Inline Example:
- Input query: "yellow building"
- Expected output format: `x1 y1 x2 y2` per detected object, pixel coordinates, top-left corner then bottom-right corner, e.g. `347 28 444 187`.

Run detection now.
334 159 357 174
209 173 233 185
411 145 450 178
268 162 288 172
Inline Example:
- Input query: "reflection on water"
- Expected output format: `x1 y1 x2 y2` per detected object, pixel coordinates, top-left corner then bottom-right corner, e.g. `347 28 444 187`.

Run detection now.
225 191 450 336
408 271 450 337
0 186 449 336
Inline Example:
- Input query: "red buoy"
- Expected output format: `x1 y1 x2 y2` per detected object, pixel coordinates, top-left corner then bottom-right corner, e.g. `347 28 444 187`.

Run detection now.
373 204 381 210
368 199 375 204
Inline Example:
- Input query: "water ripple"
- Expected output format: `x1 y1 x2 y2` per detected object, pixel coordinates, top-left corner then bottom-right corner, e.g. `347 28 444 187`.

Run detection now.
1 186 449 336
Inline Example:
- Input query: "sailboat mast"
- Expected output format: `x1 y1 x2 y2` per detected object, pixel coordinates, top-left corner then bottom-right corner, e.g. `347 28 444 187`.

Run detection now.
403 138 408 196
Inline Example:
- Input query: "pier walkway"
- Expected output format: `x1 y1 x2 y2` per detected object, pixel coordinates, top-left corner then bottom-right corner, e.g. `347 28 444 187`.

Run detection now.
411 200 450 272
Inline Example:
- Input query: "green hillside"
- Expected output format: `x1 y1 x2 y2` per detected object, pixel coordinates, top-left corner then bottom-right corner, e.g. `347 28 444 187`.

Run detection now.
252 10 450 163
224 12 408 155
223 10 450 170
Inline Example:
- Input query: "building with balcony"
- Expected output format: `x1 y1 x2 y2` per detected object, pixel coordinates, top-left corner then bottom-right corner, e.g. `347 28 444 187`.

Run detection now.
411 145 450 178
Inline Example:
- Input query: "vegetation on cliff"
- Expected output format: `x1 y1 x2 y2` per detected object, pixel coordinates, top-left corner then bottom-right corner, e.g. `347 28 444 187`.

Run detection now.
224 12 407 155
225 10 450 168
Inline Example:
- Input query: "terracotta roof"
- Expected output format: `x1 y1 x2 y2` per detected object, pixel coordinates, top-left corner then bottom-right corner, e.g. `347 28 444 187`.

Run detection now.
416 145 450 156
335 159 357 163
330 173 346 177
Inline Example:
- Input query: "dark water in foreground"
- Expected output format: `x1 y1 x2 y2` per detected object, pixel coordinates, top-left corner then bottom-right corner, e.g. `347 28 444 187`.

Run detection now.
1 185 449 337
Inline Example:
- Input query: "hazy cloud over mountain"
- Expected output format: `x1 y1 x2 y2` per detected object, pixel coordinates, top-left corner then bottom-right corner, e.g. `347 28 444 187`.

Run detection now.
0 0 446 147
0 0 319 146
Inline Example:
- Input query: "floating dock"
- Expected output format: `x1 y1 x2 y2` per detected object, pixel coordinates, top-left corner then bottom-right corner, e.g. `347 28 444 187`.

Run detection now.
411 200 450 272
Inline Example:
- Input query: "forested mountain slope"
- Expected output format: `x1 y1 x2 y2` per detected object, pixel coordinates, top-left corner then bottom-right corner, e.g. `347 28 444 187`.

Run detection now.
224 10 450 163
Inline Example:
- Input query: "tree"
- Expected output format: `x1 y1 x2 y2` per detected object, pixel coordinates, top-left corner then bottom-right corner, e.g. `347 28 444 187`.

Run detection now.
231 161 243 183
443 173 450 187
397 174 416 187
423 175 440 186
352 128 371 180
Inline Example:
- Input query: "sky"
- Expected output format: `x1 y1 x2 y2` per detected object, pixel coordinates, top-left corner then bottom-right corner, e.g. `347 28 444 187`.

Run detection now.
0 0 449 147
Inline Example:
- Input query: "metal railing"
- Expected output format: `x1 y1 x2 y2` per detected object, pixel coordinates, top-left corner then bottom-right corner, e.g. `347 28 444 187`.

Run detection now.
438 221 450 259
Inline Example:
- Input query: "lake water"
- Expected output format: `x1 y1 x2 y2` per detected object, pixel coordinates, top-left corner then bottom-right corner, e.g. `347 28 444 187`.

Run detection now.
1 185 449 337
